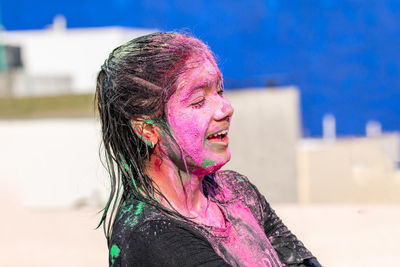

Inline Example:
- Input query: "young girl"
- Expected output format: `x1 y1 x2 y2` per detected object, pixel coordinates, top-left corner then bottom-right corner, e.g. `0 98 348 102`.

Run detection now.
96 32 321 267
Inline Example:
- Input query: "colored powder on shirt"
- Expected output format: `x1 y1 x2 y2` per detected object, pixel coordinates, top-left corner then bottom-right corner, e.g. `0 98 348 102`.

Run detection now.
119 204 134 220
110 244 120 267
135 202 144 215
189 172 283 267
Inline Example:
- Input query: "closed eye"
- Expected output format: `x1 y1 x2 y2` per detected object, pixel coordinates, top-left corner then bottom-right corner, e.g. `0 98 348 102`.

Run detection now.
191 98 205 109
217 81 224 96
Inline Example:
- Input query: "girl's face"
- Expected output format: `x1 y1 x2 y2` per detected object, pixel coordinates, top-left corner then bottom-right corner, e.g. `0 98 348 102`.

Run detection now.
162 54 234 176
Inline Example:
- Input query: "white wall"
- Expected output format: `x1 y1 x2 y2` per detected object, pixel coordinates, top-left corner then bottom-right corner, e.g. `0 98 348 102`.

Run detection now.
225 87 301 202
0 118 108 207
0 87 301 207
297 134 400 203
2 23 155 95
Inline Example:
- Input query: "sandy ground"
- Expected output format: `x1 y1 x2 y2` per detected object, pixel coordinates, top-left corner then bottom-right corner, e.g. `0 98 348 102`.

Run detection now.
275 204 400 267
2 191 107 266
2 187 400 267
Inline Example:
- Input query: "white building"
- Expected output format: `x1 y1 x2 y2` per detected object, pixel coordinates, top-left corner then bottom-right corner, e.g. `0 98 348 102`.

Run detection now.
1 16 156 96
297 133 400 203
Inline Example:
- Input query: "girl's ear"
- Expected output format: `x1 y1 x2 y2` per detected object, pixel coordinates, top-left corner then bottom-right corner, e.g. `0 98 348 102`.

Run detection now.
130 118 159 148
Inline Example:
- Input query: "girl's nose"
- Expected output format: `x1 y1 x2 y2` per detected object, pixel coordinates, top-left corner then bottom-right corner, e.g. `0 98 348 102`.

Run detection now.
214 97 234 121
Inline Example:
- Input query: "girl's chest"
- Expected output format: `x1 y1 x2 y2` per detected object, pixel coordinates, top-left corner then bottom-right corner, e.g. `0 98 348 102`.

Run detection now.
210 202 283 267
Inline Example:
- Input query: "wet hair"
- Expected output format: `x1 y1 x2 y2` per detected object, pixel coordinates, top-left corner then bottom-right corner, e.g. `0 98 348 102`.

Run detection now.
96 32 215 245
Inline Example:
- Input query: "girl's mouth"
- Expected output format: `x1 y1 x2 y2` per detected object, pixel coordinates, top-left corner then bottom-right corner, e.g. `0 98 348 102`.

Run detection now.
206 130 229 144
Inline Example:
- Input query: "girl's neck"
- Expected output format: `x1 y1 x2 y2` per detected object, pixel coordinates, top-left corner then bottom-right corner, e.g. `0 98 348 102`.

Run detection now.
145 152 209 218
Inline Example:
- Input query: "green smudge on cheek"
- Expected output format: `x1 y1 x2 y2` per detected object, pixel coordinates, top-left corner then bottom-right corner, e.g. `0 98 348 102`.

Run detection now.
110 244 120 267
201 158 215 168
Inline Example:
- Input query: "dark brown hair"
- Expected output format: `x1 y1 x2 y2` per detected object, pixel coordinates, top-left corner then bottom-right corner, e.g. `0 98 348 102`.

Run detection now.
96 32 213 244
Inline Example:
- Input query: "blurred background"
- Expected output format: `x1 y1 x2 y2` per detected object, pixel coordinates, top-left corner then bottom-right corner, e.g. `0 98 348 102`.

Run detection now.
1 0 399 266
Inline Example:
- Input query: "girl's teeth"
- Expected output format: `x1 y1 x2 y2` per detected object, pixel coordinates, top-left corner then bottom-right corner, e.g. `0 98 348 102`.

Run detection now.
209 130 227 138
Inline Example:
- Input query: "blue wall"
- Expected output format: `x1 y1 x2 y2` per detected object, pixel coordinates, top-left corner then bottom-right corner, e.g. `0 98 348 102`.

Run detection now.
2 0 400 137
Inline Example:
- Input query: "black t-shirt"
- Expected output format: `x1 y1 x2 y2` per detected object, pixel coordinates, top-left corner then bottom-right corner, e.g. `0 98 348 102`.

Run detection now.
109 170 322 267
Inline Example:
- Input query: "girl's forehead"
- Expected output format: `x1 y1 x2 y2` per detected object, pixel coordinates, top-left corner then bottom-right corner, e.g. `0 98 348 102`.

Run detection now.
176 55 221 89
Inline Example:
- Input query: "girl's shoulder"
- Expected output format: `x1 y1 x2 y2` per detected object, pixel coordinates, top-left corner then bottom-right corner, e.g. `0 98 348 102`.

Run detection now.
213 170 265 223
109 199 229 266
111 197 168 238
215 169 251 185
213 169 262 201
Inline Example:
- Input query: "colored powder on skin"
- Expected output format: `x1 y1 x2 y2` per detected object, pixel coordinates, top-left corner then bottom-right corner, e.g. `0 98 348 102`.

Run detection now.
143 139 153 148
187 171 283 266
110 244 120 267
201 158 216 168
142 119 155 125
130 119 154 148
165 54 233 171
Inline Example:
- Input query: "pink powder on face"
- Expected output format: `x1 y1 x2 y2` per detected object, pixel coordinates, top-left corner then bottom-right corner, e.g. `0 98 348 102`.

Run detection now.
164 54 234 175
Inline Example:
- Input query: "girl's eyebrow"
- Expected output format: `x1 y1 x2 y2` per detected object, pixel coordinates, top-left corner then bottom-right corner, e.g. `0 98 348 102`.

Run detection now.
180 75 222 103
180 83 208 103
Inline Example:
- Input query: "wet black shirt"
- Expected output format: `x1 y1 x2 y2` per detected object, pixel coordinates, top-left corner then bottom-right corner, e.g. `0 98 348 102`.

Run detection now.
109 170 322 267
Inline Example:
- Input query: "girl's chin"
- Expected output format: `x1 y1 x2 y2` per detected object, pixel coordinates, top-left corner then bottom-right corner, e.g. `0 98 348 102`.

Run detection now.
191 158 229 177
